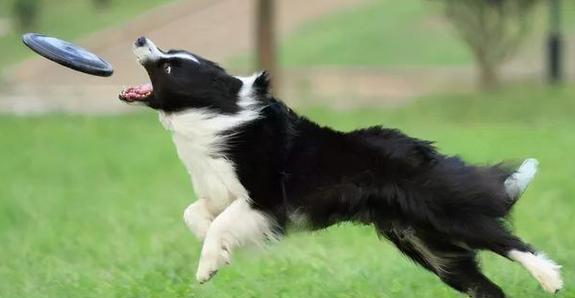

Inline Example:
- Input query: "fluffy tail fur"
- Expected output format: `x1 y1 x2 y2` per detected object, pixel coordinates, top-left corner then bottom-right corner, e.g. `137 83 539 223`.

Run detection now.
504 158 539 203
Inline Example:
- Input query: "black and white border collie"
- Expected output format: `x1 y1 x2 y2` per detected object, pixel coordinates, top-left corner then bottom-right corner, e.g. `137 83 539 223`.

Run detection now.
119 37 562 298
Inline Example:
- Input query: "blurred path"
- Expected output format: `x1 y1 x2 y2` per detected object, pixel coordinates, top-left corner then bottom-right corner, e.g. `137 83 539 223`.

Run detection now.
285 30 575 108
0 0 361 114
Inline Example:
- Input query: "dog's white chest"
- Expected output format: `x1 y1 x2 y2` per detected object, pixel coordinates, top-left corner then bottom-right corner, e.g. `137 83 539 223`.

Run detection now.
160 111 251 214
174 135 243 211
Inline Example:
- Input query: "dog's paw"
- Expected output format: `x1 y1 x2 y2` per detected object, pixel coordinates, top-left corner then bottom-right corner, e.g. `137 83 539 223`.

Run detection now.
196 266 218 284
195 248 231 283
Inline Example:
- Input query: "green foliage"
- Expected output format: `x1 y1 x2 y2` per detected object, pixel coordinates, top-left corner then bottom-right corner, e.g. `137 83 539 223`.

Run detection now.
92 0 112 11
1 84 574 297
12 0 40 31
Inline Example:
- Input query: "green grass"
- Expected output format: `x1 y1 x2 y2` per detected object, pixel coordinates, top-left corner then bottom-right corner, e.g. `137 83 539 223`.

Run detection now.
0 0 174 72
280 0 471 67
1 85 574 298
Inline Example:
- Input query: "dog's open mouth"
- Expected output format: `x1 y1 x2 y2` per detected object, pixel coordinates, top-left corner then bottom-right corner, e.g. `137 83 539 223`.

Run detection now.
119 83 153 102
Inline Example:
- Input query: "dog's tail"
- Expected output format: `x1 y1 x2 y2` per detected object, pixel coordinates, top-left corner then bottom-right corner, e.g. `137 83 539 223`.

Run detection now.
504 158 538 205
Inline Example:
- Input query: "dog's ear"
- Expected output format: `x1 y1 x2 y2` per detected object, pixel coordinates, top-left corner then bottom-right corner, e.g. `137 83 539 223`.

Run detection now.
253 71 272 96
212 72 243 97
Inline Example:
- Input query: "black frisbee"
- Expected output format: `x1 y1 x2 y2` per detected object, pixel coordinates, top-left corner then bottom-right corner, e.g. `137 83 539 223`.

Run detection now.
22 33 113 77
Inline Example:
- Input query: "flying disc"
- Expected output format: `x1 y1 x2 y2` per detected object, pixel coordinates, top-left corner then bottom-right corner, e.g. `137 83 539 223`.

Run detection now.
22 33 113 77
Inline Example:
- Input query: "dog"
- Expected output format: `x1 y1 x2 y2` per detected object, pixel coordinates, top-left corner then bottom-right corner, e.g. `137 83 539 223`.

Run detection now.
119 37 562 298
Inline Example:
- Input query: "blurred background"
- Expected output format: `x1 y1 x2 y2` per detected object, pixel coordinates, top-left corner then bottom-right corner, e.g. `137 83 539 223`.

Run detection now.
0 0 573 297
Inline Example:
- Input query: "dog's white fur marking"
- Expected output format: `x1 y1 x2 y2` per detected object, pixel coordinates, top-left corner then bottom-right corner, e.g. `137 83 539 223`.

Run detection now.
235 73 261 107
133 38 200 64
504 158 538 199
196 199 277 283
508 250 563 293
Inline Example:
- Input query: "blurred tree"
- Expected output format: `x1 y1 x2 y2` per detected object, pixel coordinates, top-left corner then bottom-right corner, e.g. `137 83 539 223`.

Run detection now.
93 0 112 10
435 0 541 89
13 0 41 32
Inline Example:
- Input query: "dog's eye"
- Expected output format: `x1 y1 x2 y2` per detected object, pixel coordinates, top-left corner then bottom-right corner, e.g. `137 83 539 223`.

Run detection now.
163 63 172 74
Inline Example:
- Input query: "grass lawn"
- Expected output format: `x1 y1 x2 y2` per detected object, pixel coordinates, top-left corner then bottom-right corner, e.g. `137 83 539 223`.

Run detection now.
279 0 471 67
0 0 174 72
1 84 574 297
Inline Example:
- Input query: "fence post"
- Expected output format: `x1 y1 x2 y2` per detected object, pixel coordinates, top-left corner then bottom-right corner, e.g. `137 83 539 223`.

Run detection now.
548 0 563 83
256 0 278 90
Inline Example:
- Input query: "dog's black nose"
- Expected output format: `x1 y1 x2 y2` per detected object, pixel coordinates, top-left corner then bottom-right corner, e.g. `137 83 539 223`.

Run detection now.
135 36 147 47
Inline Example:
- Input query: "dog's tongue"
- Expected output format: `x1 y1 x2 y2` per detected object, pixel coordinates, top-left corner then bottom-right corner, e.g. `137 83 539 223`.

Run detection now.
120 83 153 101
132 83 152 93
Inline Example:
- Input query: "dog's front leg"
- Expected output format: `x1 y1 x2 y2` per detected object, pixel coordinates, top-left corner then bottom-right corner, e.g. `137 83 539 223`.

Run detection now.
195 198 277 283
183 199 214 241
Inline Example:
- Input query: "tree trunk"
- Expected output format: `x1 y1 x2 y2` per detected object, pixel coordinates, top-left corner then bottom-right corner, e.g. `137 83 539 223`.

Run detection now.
475 48 500 90
478 62 499 90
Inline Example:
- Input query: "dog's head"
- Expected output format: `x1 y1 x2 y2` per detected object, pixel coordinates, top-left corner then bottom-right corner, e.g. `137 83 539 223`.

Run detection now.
120 37 255 113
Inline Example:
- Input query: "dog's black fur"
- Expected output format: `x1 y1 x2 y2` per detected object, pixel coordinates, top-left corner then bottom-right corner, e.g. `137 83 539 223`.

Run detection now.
225 77 530 298
120 39 552 298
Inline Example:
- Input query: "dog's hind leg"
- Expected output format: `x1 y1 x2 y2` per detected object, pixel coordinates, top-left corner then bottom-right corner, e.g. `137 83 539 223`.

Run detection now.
195 198 278 283
380 226 505 298
508 249 563 294
491 235 562 294
458 221 563 294
437 256 506 298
